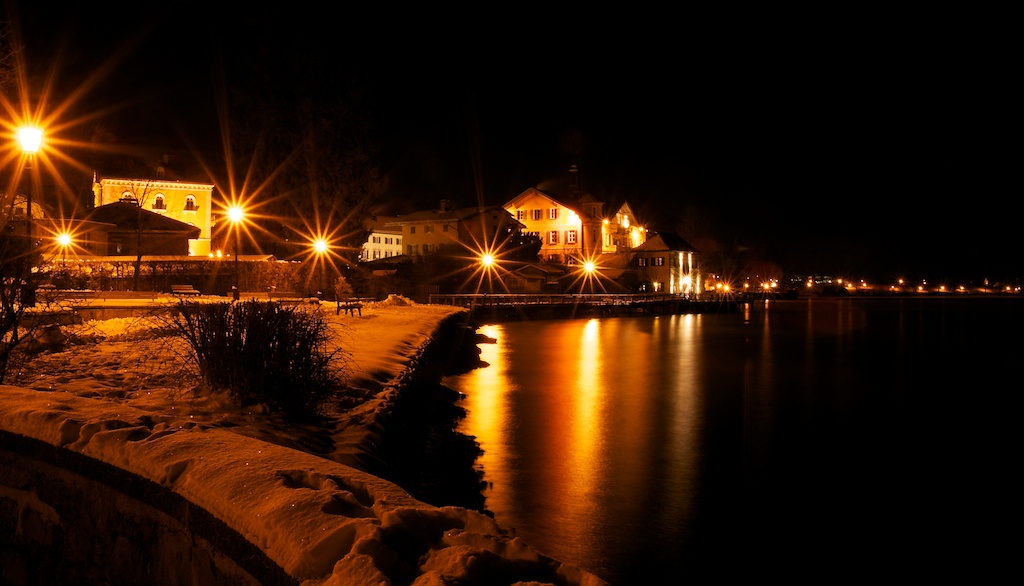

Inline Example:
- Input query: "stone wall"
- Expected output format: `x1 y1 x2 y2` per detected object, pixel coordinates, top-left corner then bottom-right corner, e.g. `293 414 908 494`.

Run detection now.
0 432 293 586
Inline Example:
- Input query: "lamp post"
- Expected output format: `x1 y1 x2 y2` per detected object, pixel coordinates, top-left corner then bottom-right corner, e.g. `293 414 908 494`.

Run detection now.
18 127 43 307
57 233 71 266
479 252 497 294
314 238 328 298
17 127 42 252
228 206 244 300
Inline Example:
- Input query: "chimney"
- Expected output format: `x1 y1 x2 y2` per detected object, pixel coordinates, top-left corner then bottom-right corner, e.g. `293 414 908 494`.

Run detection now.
569 165 581 201
439 199 451 212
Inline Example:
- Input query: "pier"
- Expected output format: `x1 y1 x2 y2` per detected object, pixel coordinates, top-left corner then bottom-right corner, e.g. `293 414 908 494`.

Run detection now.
429 293 740 321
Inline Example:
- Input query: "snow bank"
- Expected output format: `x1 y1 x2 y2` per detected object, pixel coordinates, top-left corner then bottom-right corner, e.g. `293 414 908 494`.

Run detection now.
0 385 606 585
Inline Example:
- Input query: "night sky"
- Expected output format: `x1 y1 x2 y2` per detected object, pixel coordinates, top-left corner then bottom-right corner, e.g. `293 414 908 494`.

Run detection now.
8 4 1019 283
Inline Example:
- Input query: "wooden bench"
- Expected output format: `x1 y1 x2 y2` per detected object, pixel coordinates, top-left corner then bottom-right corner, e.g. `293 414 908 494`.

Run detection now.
171 285 201 297
336 299 363 316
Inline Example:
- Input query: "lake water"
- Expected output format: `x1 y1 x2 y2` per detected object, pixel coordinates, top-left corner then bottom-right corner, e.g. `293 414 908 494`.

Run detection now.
442 297 1022 584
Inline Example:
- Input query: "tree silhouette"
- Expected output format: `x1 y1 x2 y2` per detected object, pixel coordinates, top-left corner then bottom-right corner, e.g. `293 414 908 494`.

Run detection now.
221 40 386 261
0 18 17 94
108 179 160 291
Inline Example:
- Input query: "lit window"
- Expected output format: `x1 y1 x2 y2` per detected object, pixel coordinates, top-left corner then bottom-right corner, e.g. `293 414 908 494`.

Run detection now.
638 258 648 267
566 230 577 244
654 256 665 266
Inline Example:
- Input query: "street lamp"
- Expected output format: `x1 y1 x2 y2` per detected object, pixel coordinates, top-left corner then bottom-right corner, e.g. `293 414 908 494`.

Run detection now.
18 126 43 251
57 232 71 265
313 238 329 298
228 206 244 300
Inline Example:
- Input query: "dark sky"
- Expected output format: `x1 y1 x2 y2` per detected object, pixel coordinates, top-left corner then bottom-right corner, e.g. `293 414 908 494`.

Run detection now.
8 3 1019 283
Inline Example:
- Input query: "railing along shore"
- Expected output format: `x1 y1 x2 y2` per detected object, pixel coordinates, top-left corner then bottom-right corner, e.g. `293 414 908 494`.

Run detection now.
429 293 740 321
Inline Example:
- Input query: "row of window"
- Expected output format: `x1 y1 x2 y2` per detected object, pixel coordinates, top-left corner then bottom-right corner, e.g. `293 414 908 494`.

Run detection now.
638 256 690 267
123 191 199 211
408 224 450 234
406 243 452 255
545 230 578 245
637 257 665 267
517 208 560 221
370 236 401 245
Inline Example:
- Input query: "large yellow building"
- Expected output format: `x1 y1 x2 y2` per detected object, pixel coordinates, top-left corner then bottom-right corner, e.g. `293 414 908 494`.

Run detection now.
93 177 213 256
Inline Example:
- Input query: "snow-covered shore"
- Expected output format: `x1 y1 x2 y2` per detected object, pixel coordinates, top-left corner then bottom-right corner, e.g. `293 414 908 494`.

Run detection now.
0 298 609 585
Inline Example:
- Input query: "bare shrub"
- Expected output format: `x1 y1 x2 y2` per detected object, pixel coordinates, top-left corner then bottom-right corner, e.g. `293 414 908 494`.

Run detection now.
167 300 348 418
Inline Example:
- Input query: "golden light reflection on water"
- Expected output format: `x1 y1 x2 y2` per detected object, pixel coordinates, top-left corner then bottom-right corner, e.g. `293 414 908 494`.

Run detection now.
566 319 601 517
457 324 506 482
447 316 708 580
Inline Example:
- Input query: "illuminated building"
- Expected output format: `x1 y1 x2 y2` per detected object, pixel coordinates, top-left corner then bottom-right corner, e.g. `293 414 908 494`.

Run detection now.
631 231 700 297
504 187 646 264
93 176 213 256
360 216 404 261
385 200 523 257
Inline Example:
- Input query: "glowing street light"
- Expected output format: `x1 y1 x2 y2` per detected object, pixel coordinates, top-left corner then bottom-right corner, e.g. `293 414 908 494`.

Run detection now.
313 237 329 297
17 127 42 154
56 232 71 265
18 126 43 251
228 205 244 300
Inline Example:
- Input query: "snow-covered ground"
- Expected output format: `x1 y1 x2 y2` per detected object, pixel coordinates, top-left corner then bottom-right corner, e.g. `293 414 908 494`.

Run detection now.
1 297 608 585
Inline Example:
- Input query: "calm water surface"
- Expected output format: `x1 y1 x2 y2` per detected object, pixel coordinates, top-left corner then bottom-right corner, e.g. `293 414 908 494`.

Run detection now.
442 297 1022 584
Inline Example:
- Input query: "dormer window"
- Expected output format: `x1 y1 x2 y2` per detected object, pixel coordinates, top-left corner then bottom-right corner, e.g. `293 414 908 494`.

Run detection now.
152 194 166 210
184 195 197 211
